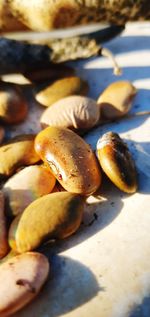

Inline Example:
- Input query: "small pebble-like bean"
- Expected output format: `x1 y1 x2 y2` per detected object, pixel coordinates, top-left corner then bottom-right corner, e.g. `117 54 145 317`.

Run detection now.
96 131 137 193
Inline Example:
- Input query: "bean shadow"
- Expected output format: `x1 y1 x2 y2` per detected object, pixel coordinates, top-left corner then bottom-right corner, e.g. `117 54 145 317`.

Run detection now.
39 135 149 253
83 111 150 194
70 31 150 100
41 176 124 254
104 35 150 55
3 131 149 252
124 139 150 195
2 172 124 241
74 65 150 101
83 112 149 150
70 33 150 72
85 126 150 195
129 296 150 317
12 254 102 317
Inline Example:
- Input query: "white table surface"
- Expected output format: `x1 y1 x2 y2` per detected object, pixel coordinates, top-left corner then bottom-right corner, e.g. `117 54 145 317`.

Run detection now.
7 22 150 317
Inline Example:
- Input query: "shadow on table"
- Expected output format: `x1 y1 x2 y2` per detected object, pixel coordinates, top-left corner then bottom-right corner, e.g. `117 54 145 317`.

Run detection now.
40 177 124 255
72 31 150 98
124 139 150 195
104 35 150 55
75 65 150 100
13 254 102 317
41 134 149 253
129 296 150 317
84 113 149 148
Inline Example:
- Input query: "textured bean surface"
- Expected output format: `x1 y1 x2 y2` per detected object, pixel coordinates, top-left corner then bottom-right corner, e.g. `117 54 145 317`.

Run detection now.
40 95 100 132
0 252 49 317
96 132 137 193
35 127 101 195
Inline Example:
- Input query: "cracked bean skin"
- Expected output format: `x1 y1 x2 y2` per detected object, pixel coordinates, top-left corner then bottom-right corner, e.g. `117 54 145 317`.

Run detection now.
9 192 85 253
35 126 101 195
96 132 137 193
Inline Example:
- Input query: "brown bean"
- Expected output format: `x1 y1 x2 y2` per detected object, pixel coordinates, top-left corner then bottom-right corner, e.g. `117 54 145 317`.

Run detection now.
0 134 40 179
35 77 88 107
0 82 28 124
35 127 101 195
96 132 137 193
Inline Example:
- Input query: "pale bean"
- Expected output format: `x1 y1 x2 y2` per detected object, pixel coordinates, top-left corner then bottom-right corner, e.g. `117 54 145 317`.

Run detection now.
3 165 56 217
0 252 49 317
40 95 100 133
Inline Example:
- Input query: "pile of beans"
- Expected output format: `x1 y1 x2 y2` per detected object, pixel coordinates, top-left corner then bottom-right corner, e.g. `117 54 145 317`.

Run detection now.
0 71 138 316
